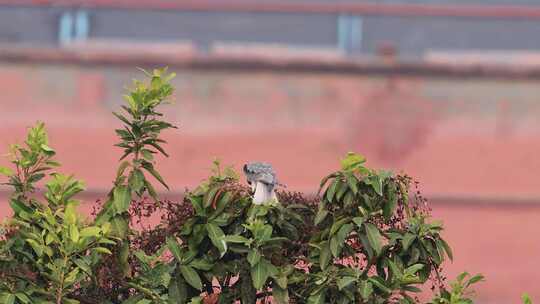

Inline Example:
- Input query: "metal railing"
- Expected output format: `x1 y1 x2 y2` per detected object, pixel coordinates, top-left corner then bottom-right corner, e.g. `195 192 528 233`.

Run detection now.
2 0 540 19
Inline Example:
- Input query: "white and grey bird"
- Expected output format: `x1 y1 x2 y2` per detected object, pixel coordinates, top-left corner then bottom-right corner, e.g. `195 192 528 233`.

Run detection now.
243 162 279 205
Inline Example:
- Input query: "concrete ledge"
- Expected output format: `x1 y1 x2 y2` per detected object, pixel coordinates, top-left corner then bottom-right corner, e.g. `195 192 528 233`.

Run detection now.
3 46 540 79
1 189 539 207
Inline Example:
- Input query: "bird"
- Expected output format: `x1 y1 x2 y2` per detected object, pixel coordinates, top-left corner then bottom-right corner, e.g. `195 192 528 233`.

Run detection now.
243 162 279 205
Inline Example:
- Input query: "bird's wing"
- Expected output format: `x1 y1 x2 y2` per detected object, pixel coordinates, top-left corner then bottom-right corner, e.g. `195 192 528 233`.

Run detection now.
256 171 275 185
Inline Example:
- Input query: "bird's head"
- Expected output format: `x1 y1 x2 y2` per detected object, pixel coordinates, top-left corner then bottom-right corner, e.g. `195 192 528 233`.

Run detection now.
243 162 279 204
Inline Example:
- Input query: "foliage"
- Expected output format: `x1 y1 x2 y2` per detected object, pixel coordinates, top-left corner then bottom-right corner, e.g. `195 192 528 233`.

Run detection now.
430 272 484 304
0 124 115 304
93 67 177 285
0 68 532 304
523 293 534 304
121 160 310 303
0 122 59 212
288 153 451 303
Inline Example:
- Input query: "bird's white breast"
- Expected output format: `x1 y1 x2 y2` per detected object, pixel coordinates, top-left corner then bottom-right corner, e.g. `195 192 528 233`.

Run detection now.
253 181 277 205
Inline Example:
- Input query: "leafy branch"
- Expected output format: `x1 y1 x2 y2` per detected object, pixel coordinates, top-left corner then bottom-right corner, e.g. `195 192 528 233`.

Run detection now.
0 122 59 216
94 67 177 279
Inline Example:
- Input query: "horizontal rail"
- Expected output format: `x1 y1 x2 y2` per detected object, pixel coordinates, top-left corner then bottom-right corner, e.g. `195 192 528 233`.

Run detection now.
3 46 540 80
1 189 539 207
2 0 540 19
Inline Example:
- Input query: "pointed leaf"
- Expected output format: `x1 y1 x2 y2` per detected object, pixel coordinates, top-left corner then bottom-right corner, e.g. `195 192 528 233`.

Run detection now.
179 265 202 290
319 241 331 270
248 249 261 267
206 222 227 257
365 223 382 255
337 276 356 290
0 166 13 176
251 259 270 290
112 185 131 214
401 233 416 252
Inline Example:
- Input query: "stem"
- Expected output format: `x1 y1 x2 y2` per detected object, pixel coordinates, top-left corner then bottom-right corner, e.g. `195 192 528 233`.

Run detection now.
56 255 69 304
239 263 257 304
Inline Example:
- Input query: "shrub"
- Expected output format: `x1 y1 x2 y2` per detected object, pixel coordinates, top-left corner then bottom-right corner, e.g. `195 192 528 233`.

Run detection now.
0 68 531 304
0 123 115 304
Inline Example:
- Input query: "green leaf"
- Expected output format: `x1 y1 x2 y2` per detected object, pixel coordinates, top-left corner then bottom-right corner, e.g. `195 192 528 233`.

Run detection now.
344 172 358 194
383 183 398 219
74 258 92 276
110 216 129 238
142 162 169 190
189 258 213 271
522 293 533 304
210 191 232 218
2 294 15 304
352 216 365 227
331 223 353 257
341 152 366 171
401 233 416 251
27 173 45 183
358 280 373 300
222 235 249 244
141 149 154 161
116 160 130 179
45 232 56 245
206 222 227 257
466 274 485 287
70 224 80 242
144 178 158 201
251 259 273 290
179 265 202 290
25 239 43 257
247 249 261 267
93 247 113 255
365 223 383 255
273 285 289 304
168 275 188 304
307 290 326 304
330 236 340 258
64 202 78 225
80 227 101 238
330 217 350 236
325 179 338 202
40 144 55 155
203 187 219 209
14 293 31 304
368 277 391 294
365 175 383 196
439 238 453 261
128 169 145 193
314 209 329 226
112 185 131 215
337 276 356 290
148 141 169 157
404 264 424 276
113 111 132 126
9 198 32 216
167 237 183 262
402 285 422 293
318 173 337 195
336 182 349 201
0 166 13 176
319 241 331 270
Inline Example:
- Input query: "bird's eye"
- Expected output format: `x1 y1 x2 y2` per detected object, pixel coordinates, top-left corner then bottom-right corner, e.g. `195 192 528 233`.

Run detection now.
247 181 252 185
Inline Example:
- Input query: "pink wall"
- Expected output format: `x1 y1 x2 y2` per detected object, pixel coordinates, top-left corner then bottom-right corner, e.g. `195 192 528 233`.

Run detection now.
0 62 539 301
1 63 539 199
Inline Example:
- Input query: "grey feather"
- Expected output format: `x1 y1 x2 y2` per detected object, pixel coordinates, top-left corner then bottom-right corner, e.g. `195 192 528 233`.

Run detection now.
243 162 278 188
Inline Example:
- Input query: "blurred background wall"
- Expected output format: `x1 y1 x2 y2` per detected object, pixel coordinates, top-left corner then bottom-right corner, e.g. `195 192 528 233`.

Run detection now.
0 0 539 302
